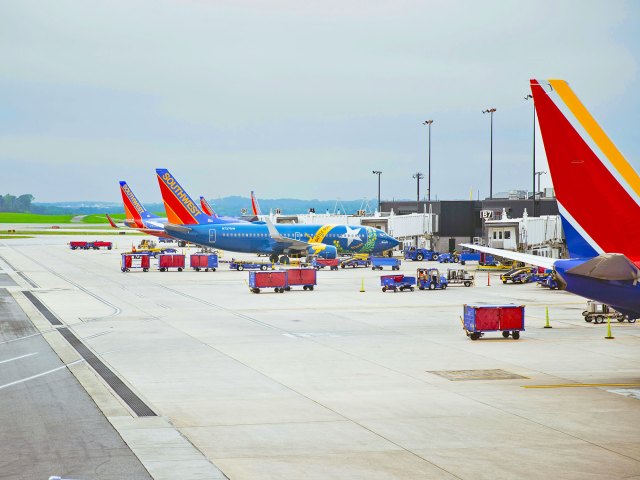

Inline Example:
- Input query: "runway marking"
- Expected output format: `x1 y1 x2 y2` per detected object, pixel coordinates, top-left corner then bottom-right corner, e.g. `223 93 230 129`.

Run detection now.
0 352 38 365
0 359 83 390
523 383 640 389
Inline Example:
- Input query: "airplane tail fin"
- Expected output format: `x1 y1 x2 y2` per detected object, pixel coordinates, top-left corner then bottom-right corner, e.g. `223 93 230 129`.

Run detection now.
119 181 158 227
199 196 217 217
155 169 211 225
531 79 640 261
250 190 262 216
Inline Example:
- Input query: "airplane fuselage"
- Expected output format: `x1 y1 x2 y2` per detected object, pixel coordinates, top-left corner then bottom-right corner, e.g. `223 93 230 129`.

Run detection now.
166 222 398 256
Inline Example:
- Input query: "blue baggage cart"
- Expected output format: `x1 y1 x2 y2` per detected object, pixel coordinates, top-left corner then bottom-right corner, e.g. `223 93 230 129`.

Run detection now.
371 256 401 271
380 274 416 292
463 304 525 340
190 253 218 271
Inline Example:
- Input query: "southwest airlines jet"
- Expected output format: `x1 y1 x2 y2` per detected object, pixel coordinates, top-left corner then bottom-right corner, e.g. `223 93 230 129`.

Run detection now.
156 168 399 262
464 79 640 319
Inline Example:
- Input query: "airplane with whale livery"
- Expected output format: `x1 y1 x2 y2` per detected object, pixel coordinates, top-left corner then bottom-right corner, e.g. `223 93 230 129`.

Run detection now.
156 168 399 261
464 79 640 319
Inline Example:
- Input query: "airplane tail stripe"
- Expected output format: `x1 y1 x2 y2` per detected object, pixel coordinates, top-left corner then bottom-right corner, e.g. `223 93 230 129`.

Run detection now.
156 176 198 225
549 80 640 199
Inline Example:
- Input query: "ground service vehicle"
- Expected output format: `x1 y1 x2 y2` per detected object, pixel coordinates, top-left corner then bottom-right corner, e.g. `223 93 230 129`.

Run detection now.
380 274 416 292
70 241 113 250
438 253 459 263
230 260 269 271
501 267 536 284
463 304 525 340
582 301 634 323
417 268 448 290
371 257 402 271
340 255 371 268
403 247 438 261
446 269 474 287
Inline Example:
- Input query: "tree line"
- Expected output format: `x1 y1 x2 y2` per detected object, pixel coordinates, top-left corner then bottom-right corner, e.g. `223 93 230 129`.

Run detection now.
0 194 35 212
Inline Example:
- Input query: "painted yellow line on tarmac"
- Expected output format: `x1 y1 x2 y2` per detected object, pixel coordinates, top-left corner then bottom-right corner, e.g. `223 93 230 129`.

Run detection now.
523 383 640 389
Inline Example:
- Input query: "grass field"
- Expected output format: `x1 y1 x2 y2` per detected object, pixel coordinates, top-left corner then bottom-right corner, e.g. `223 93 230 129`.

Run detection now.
0 213 76 223
0 235 34 239
82 213 127 223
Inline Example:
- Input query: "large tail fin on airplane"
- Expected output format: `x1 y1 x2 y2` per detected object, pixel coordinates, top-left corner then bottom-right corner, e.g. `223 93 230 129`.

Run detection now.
250 190 262 216
531 79 640 261
119 181 159 227
155 169 212 225
199 196 218 218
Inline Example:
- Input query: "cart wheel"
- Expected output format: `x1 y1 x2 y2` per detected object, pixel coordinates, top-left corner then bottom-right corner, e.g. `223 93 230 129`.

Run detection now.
237 265 244 271
303 286 307 291
585 316 593 323
470 332 480 341
178 267 183 272
595 315 604 324
309 285 314 291
512 331 520 340
431 254 438 261
393 288 397 293
442 284 447 289
460 260 466 265
285 286 291 291
143 268 148 272
502 280 507 284
160 267 165 272
212 268 216 272
279 288 285 293
399 287 405 291
260 265 267 271
502 331 510 338
464 281 471 287
416 253 424 261
429 283 435 290
629 317 637 323
410 287 414 292
419 286 425 290
372 267 376 270
253 288 260 294
121 268 126 272
382 286 387 292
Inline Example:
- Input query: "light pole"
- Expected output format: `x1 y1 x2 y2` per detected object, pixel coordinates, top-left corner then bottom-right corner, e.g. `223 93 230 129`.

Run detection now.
412 172 424 212
535 171 547 197
372 170 382 213
482 108 496 199
422 120 434 201
525 94 536 215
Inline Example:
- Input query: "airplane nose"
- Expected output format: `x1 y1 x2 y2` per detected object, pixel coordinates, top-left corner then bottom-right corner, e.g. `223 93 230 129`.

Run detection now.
387 235 400 248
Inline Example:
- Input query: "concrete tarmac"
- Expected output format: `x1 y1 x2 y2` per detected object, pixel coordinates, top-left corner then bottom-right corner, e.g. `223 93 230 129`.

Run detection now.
1 235 639 480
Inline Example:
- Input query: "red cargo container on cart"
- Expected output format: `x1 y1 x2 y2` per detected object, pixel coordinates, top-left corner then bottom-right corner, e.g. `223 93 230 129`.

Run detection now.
121 254 150 272
158 254 185 272
248 271 287 293
190 254 218 271
463 304 525 340
286 268 317 291
70 241 88 250
91 241 113 250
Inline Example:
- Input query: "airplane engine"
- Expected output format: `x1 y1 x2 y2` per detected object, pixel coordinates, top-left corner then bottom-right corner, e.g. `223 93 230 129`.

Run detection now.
308 244 337 259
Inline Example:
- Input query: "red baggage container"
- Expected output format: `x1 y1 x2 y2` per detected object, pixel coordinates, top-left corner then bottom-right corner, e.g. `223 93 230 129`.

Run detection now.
249 271 287 293
475 308 500 330
463 304 525 340
158 254 185 271
499 307 525 330
286 268 317 291
121 254 150 272
70 241 88 250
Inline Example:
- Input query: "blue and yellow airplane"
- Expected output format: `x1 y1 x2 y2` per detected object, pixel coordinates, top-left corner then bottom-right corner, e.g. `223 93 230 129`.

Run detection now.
156 168 399 261
464 79 640 319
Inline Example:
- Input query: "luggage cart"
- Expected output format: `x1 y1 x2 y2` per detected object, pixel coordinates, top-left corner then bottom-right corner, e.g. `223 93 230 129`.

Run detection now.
380 274 416 292
249 270 288 293
121 254 150 272
285 268 317 291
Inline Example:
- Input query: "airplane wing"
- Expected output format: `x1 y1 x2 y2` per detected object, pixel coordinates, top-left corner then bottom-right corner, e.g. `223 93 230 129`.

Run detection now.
264 218 310 251
164 223 193 234
460 243 556 270
566 253 640 282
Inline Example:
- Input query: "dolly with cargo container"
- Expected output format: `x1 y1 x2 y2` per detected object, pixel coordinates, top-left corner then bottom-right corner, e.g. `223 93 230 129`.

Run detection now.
70 241 113 250
230 260 270 271
121 253 150 272
249 270 288 293
380 274 416 292
340 255 371 269
312 258 339 270
284 268 317 291
190 253 218 272
462 304 525 340
371 256 401 271
446 269 474 287
158 254 185 272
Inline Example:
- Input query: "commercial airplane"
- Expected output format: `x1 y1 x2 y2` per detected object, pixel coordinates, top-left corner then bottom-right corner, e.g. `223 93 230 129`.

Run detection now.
463 79 640 319
113 180 170 238
156 168 400 262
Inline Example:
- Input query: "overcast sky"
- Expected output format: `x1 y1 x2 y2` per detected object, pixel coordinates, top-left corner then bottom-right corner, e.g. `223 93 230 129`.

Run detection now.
1 0 639 203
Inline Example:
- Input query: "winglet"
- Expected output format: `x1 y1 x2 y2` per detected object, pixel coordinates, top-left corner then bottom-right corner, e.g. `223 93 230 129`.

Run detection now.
105 214 118 228
199 196 217 217
264 217 284 241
